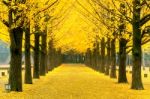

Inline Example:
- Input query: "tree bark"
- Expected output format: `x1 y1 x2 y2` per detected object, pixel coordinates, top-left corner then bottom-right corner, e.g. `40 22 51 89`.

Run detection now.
50 48 55 70
105 38 111 75
45 30 48 73
131 0 144 90
100 38 105 73
52 48 57 68
110 39 117 78
33 33 40 79
48 40 53 71
57 49 62 65
85 48 92 67
93 47 97 70
89 49 92 66
40 32 47 76
92 48 96 70
9 27 23 91
118 38 128 83
96 42 100 71
24 27 32 84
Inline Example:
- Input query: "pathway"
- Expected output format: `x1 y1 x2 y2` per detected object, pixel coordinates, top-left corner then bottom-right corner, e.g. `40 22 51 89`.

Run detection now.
0 64 150 99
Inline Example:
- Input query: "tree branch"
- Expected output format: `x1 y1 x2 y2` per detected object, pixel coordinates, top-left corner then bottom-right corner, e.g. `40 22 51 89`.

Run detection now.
140 14 150 27
2 0 10 6
0 16 9 27
35 0 59 16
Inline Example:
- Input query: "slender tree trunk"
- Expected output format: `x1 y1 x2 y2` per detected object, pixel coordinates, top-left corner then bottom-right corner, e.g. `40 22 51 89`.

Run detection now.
9 27 23 91
105 38 111 75
98 52 101 72
47 53 51 71
96 42 100 71
48 40 53 71
50 48 55 70
40 33 47 76
101 38 105 73
93 47 97 70
97 42 101 72
33 33 40 79
91 50 95 69
57 49 62 65
55 51 58 65
91 52 94 68
85 51 88 66
45 54 48 73
24 27 32 84
118 38 127 83
45 31 48 73
89 50 92 67
85 48 92 67
110 39 117 78
53 48 57 68
131 0 144 90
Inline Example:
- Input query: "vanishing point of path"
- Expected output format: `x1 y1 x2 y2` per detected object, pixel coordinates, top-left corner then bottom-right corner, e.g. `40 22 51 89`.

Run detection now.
1 64 150 99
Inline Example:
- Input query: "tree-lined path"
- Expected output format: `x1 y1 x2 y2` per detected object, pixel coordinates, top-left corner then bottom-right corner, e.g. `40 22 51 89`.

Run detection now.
0 64 150 99
1 0 150 98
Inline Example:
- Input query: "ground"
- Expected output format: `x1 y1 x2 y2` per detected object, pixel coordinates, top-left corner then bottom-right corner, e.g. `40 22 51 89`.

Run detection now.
0 64 150 99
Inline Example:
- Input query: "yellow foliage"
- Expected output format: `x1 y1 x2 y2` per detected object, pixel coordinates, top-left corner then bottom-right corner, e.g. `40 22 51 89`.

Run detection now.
0 0 150 53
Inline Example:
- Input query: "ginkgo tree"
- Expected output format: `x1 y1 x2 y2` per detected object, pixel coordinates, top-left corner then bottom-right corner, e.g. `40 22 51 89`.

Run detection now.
0 0 150 92
109 0 150 90
0 0 60 92
77 0 150 90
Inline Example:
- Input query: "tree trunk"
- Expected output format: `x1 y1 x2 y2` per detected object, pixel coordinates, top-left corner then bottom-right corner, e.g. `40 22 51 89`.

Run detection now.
24 27 32 84
105 38 110 75
45 54 48 73
101 38 105 73
33 33 40 79
52 48 56 68
89 49 92 66
45 30 48 73
48 40 53 71
110 39 117 78
40 33 47 76
118 38 127 83
131 0 144 90
49 48 55 71
91 51 95 70
9 27 23 92
93 47 97 70
85 48 92 67
96 42 100 71
57 48 62 65
85 51 88 65
98 52 101 72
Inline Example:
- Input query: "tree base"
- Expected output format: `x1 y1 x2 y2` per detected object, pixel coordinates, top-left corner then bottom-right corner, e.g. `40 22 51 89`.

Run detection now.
118 81 128 83
110 75 117 79
118 78 128 83
25 80 33 84
131 82 144 90
131 86 144 90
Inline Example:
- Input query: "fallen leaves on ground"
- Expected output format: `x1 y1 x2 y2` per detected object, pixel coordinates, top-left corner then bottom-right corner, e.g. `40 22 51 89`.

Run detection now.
0 64 150 99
